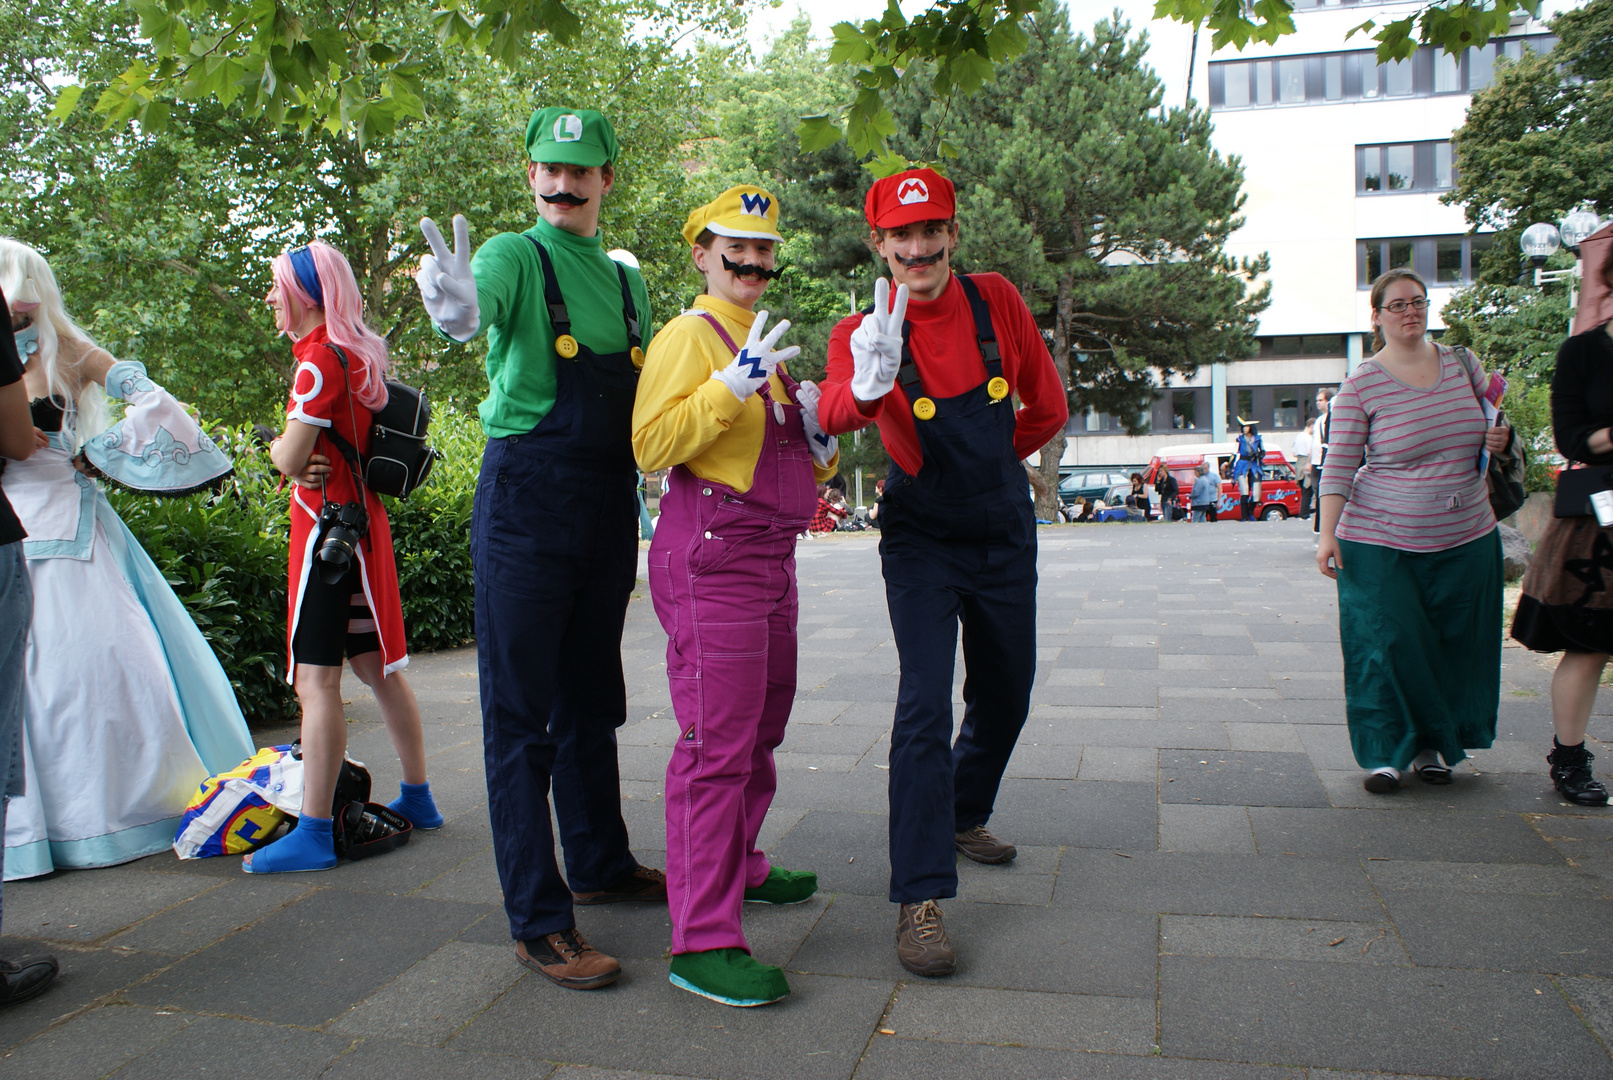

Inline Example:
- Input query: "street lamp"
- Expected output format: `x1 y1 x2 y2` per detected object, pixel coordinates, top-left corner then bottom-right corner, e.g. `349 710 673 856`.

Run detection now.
1522 209 1606 311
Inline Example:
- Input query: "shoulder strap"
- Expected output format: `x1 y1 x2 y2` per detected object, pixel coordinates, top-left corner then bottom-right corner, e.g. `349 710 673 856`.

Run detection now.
321 343 368 497
616 264 641 348
955 274 1002 372
525 236 572 338
691 311 741 355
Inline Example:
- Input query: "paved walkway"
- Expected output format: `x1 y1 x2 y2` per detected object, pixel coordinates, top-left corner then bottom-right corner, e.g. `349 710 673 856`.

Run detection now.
4 520 1612 1080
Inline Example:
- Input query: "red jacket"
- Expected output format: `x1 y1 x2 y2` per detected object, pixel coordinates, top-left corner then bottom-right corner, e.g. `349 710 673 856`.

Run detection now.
818 272 1068 475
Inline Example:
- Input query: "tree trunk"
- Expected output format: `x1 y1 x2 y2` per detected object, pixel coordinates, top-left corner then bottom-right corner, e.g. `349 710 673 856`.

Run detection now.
1034 271 1075 523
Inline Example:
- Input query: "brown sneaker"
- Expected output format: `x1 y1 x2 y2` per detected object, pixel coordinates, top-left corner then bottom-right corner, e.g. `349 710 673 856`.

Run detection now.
896 900 956 977
516 929 622 990
955 824 1017 864
572 865 668 905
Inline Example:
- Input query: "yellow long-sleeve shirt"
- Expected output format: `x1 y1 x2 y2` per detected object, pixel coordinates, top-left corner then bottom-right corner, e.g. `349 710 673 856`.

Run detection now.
632 294 838 493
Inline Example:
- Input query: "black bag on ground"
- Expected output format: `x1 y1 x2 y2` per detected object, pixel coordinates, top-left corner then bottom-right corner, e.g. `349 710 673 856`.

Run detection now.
334 801 412 861
289 741 372 816
325 345 442 498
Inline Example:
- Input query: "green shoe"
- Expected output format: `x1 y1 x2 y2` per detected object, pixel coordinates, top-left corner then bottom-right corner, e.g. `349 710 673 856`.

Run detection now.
744 867 819 905
669 948 790 1007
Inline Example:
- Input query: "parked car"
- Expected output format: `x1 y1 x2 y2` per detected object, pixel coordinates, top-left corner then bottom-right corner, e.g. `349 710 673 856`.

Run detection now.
1142 442 1301 520
1058 469 1136 504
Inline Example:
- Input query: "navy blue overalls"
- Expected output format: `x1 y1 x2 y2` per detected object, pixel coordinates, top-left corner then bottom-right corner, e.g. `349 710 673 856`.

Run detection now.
877 274 1038 905
471 237 644 941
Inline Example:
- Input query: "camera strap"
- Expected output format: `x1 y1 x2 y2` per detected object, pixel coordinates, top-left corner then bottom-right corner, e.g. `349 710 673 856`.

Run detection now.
324 344 373 551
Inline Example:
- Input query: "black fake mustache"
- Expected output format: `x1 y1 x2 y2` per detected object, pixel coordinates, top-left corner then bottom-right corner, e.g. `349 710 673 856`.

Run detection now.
896 250 944 268
721 254 782 280
540 191 589 206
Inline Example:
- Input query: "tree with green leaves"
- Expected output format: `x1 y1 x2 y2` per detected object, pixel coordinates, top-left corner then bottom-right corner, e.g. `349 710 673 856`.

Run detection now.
5 0 724 426
880 4 1267 520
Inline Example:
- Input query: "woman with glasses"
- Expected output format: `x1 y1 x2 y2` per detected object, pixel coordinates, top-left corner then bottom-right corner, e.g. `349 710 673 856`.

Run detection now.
1510 253 1613 805
1317 268 1511 793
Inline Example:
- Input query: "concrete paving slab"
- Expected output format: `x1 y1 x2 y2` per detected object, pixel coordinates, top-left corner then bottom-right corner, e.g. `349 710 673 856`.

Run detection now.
106 876 313 956
1159 914 1409 965
853 1038 1308 1079
1157 804 1256 854
4 863 220 943
0 1004 193 1080
0 940 171 1049
764 810 890 896
989 779 1158 850
123 888 488 1028
1380 890 1613 975
789 892 1157 997
1074 745 1158 783
1053 850 1382 921
449 969 892 1080
322 1041 558 1079
1248 807 1568 863
882 983 1155 1054
109 1015 352 1079
332 941 527 1045
1160 955 1609 1079
1160 750 1328 808
1365 858 1600 896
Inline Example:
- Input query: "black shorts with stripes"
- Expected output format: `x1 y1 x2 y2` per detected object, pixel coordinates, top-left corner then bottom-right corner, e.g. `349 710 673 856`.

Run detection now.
291 563 382 668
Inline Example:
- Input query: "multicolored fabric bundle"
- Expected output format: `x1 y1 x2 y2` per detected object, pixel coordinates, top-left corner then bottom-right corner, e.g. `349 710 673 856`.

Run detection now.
172 745 303 859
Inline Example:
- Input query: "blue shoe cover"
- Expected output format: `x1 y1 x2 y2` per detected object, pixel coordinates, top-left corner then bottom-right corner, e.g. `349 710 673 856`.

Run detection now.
388 781 444 830
243 815 337 874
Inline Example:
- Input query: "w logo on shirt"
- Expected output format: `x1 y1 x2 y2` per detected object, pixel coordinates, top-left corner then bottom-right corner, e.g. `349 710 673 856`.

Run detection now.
740 193 772 217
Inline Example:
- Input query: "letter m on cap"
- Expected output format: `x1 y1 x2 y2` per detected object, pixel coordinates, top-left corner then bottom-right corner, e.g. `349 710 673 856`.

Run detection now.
740 192 772 216
897 178 929 205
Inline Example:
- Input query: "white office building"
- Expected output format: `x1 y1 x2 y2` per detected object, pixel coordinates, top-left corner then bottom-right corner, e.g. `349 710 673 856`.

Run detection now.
1060 0 1558 468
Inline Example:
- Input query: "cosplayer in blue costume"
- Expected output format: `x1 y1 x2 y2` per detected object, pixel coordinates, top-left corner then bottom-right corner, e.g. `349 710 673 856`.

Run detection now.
0 237 253 880
1233 421 1265 522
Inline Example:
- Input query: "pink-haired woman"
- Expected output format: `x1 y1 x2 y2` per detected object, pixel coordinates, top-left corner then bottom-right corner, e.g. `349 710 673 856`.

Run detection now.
245 242 441 873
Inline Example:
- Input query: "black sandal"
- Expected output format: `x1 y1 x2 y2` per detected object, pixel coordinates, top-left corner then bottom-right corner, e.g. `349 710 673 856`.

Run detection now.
1413 762 1453 785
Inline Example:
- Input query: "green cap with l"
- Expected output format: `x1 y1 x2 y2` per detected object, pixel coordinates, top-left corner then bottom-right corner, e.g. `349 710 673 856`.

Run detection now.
525 107 618 167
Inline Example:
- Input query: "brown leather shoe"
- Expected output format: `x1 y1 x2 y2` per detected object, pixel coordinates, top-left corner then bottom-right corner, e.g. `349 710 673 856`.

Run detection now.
955 824 1017 864
572 865 667 905
896 900 956 977
516 929 622 990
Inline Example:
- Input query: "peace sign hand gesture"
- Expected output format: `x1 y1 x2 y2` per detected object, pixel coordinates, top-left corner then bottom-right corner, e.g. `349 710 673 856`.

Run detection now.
849 277 908 404
416 214 481 342
710 310 800 401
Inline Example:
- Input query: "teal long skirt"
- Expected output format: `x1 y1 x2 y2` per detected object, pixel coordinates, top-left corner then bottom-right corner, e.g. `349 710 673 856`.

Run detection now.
1336 529 1501 770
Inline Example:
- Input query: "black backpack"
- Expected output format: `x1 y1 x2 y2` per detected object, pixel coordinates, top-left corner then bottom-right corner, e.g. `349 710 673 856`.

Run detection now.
327 345 442 498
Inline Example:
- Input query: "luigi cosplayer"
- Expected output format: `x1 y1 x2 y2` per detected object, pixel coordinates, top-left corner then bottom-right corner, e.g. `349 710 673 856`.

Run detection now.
415 107 665 991
818 168 1068 975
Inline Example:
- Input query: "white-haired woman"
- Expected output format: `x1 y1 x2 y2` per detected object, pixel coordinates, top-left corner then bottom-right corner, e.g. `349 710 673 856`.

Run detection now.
0 238 253 879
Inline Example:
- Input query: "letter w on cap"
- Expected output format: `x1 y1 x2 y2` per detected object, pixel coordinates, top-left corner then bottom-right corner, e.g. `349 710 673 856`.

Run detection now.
897 179 929 205
740 193 772 216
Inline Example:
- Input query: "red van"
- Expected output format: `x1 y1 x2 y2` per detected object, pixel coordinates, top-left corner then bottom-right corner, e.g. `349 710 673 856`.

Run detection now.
1143 442 1302 521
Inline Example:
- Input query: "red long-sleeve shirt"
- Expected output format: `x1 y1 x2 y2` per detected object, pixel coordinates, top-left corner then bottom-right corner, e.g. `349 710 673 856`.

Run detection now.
819 272 1068 475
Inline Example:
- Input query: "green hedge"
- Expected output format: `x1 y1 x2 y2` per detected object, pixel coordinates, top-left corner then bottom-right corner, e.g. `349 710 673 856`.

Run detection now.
109 412 485 727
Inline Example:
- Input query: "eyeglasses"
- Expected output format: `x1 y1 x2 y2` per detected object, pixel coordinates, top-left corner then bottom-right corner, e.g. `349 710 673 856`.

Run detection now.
1377 297 1430 314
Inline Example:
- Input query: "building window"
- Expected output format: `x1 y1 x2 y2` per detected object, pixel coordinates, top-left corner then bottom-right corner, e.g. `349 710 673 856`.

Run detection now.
1172 390 1196 429
1235 389 1254 425
1357 141 1457 194
1274 389 1302 429
1208 36 1556 110
1358 235 1495 287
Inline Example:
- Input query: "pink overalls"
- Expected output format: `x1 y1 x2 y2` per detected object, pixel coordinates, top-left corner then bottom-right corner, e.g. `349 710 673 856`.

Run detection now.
647 314 817 955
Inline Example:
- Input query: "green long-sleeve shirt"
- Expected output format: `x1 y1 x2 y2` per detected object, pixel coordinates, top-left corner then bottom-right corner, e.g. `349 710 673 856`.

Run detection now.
463 217 653 439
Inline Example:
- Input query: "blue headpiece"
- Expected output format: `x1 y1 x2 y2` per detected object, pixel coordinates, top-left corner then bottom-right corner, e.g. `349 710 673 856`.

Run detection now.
287 246 324 307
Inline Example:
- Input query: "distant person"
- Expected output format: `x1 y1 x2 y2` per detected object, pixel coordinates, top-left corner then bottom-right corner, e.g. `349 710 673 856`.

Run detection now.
868 478 886 529
1189 463 1219 522
1154 468 1180 521
1124 472 1150 520
1234 422 1264 521
1313 388 1333 537
1511 276 1613 806
808 482 849 534
1318 268 1510 794
1293 418 1315 519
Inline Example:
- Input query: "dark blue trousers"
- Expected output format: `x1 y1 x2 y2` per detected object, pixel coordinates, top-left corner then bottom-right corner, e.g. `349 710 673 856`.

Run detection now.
880 492 1037 904
472 437 639 940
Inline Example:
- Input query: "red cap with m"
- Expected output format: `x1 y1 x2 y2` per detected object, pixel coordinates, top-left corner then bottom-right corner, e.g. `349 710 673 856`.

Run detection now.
865 168 956 229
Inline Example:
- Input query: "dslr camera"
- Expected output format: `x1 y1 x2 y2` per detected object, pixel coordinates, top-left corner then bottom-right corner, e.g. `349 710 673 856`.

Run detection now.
315 500 369 584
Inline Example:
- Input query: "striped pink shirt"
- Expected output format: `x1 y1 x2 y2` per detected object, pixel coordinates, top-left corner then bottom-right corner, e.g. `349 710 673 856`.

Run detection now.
1319 343 1495 552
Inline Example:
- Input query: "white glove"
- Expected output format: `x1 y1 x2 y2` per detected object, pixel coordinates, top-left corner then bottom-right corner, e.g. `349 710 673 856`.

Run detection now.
417 215 481 342
849 277 908 403
795 380 837 467
710 310 799 401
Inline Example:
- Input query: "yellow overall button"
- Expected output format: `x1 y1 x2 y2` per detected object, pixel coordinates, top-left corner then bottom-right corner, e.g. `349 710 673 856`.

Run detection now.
630 346 645 365
987 376 1010 401
912 397 936 421
555 334 580 359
